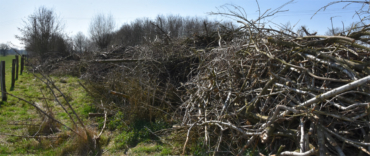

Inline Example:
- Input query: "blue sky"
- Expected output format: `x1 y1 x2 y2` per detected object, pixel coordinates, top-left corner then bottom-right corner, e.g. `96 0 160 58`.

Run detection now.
0 0 365 49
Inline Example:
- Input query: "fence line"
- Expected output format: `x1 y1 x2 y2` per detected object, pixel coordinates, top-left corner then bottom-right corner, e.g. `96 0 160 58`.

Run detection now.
0 55 25 102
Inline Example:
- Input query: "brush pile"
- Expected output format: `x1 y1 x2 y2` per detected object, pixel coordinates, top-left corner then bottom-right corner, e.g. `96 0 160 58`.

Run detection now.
28 3 370 155
80 18 370 156
177 18 370 155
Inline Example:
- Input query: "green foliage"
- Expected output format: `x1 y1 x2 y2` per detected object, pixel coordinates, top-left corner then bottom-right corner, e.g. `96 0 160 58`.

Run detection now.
114 131 135 150
111 117 172 152
105 110 170 135
131 144 162 154
0 145 9 154
6 136 21 143
191 137 208 156
160 146 172 155
0 56 175 155
0 61 97 155
130 119 171 144
81 104 95 118
106 111 125 131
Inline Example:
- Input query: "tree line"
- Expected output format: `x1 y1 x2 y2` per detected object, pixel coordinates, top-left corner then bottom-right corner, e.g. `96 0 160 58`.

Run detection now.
10 7 234 61
1 6 364 61
0 43 28 56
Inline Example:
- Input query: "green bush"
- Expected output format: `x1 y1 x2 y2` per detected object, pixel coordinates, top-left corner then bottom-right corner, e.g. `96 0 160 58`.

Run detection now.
160 147 172 155
114 131 135 150
112 118 172 150
107 111 125 131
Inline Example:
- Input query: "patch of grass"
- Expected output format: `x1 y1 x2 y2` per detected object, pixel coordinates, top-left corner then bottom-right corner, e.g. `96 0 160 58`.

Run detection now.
160 146 172 155
60 127 101 156
0 145 10 154
127 141 172 155
0 56 176 155
0 56 97 155
190 137 208 156
0 55 21 91
107 118 175 155
104 111 125 131
114 131 135 150
131 144 162 154
110 118 171 149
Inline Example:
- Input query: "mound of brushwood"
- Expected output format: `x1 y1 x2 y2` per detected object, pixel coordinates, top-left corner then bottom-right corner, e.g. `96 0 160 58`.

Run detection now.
32 17 370 155
175 22 370 155
32 53 85 76
82 22 370 155
84 42 199 123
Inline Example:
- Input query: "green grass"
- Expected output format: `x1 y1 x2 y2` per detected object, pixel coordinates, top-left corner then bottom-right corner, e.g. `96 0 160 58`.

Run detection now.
130 143 171 155
0 55 96 155
0 55 20 91
0 55 179 155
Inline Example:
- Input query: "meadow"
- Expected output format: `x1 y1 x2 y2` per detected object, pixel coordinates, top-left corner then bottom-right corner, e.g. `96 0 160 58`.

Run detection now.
0 55 174 155
0 55 96 155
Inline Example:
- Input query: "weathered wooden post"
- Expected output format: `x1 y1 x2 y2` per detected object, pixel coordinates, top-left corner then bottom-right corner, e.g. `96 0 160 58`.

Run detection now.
20 55 24 75
25 55 29 65
11 59 15 89
15 55 19 80
1 61 7 101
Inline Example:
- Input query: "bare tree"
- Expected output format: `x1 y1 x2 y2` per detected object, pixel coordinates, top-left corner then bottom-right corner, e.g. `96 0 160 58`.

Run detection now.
0 43 9 56
74 32 87 53
111 14 220 47
89 14 115 50
16 6 65 59
49 33 71 57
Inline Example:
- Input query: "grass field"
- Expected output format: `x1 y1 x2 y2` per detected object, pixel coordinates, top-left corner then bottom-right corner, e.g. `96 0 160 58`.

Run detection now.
0 55 97 155
0 55 20 91
0 55 177 155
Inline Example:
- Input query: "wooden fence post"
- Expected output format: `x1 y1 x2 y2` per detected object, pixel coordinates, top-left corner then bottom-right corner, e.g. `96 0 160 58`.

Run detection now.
1 61 7 101
11 59 15 89
20 55 24 75
15 55 19 80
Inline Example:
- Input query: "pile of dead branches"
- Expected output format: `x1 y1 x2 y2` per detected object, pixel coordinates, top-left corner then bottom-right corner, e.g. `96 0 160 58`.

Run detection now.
79 10 370 154
177 16 370 155
26 2 370 155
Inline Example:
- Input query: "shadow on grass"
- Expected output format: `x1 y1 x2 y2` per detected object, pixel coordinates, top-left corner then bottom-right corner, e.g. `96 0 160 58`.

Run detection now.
9 86 14 91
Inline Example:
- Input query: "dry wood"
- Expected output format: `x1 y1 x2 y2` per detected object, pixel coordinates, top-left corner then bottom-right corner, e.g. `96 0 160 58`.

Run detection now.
176 9 370 155
28 3 369 155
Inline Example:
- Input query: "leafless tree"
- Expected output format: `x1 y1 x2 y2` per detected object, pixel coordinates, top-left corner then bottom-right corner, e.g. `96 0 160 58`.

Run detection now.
48 34 71 57
0 43 9 56
111 15 220 47
74 32 87 53
16 6 65 59
89 13 115 50
166 15 183 38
